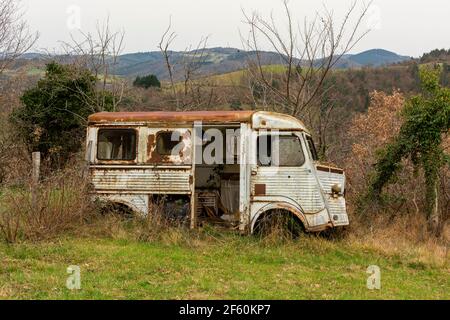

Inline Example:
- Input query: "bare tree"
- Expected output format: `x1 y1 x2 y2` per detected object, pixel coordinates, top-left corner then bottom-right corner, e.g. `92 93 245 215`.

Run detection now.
180 35 209 99
158 17 178 107
61 17 125 112
242 0 371 117
0 0 39 75
158 18 212 110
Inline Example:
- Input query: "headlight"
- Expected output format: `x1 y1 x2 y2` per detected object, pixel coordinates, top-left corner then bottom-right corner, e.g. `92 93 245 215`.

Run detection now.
331 183 342 194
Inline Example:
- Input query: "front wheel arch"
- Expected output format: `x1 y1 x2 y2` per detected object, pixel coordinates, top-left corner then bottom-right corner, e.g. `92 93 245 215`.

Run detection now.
251 203 308 234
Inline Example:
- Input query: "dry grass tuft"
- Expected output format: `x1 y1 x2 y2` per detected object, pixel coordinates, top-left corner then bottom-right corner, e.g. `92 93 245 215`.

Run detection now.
346 212 449 267
133 197 188 244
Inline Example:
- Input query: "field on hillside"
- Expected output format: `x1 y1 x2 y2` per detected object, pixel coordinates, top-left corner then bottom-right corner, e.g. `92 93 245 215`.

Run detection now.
0 229 448 300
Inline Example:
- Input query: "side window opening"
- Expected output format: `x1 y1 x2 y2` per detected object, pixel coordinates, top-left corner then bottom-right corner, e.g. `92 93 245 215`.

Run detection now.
257 134 272 166
156 131 183 156
257 134 305 167
306 135 318 161
97 129 136 160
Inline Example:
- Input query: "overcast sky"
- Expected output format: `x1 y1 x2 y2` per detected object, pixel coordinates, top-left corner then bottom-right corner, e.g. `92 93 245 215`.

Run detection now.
22 0 449 57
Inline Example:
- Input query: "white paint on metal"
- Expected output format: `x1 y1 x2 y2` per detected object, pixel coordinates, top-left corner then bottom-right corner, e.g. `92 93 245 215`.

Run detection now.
91 167 192 194
252 111 309 132
239 122 251 231
316 168 348 226
86 111 349 233
95 193 149 215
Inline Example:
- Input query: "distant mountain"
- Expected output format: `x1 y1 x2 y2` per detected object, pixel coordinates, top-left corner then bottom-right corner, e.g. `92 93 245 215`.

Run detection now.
111 48 411 79
15 47 412 80
344 49 411 67
20 52 46 60
112 47 289 80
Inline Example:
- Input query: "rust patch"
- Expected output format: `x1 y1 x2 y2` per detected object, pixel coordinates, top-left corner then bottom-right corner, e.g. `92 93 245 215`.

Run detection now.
254 184 266 196
316 165 344 174
88 110 255 125
96 160 136 165
147 132 170 163
147 130 192 164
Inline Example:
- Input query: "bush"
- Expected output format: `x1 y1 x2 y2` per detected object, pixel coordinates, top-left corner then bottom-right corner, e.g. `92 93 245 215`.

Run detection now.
367 68 450 234
346 90 406 203
10 62 112 169
346 84 449 239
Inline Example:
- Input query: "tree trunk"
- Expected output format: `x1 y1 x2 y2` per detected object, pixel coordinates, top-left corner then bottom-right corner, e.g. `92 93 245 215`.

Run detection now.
31 151 41 212
426 175 440 236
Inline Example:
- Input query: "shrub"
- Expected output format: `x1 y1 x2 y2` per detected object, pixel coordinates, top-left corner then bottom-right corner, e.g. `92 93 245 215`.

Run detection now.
10 62 112 169
346 71 449 238
346 90 406 204
367 68 450 234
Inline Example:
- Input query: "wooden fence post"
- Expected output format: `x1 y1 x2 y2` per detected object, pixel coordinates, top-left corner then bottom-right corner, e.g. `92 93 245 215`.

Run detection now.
31 151 40 211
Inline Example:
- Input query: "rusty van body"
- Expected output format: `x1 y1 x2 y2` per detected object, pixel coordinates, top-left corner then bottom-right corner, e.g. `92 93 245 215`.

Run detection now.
86 111 349 233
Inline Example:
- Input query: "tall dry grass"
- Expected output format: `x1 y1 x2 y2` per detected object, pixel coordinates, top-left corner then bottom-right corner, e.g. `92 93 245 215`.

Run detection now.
345 210 449 267
0 165 96 243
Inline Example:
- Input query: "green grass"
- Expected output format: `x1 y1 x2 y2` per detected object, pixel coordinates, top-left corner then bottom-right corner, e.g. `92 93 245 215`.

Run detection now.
164 64 289 89
0 232 448 299
26 66 45 76
180 63 344 88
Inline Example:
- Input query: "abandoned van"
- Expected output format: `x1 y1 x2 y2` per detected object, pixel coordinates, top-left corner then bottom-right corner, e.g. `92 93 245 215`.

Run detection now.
86 111 348 233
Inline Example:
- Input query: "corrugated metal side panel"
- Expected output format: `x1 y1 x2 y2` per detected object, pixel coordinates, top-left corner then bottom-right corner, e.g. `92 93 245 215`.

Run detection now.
327 196 349 225
91 167 191 193
316 170 348 224
316 170 345 194
251 167 324 213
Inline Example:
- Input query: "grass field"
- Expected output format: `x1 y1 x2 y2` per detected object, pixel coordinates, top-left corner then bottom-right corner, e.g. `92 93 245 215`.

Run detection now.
0 231 448 299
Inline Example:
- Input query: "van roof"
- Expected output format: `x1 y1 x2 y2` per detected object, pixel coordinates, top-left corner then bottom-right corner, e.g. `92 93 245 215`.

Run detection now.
88 110 308 132
88 110 255 124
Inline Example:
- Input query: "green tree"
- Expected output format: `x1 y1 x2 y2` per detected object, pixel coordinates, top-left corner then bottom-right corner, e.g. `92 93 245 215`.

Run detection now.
440 62 449 87
133 74 161 89
368 67 450 234
10 62 112 168
409 62 421 86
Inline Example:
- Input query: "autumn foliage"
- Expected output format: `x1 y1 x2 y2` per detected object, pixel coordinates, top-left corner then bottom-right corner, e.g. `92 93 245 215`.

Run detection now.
346 83 449 239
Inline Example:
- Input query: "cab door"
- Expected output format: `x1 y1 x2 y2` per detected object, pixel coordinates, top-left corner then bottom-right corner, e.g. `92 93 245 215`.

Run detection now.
250 132 327 225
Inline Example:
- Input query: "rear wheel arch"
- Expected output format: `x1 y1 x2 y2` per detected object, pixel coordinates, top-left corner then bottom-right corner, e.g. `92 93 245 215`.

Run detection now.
97 198 140 216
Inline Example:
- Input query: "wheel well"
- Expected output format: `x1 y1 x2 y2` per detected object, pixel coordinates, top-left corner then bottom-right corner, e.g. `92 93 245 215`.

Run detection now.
252 208 305 235
149 194 190 220
100 200 136 217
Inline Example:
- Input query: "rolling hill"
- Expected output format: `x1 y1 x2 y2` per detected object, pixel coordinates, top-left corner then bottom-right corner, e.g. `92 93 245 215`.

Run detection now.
345 49 411 66
111 47 411 79
11 47 412 81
